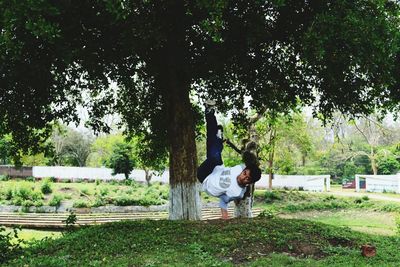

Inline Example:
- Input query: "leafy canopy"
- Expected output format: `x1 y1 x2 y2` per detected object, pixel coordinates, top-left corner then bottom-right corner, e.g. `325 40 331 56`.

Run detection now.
0 0 399 161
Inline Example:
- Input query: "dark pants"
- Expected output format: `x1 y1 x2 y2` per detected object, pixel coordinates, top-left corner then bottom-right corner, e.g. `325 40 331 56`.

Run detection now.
197 110 223 183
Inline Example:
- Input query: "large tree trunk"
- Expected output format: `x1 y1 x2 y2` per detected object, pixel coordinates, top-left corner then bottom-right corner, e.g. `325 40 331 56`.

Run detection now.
163 74 201 220
156 1 201 220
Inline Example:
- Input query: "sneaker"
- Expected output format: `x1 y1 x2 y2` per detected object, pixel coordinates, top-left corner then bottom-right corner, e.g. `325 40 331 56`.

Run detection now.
204 99 216 114
204 99 216 108
217 125 223 139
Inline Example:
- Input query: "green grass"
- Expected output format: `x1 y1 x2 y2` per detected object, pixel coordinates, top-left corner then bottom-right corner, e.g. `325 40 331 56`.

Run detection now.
3 217 400 266
281 210 397 236
254 189 400 213
4 228 62 247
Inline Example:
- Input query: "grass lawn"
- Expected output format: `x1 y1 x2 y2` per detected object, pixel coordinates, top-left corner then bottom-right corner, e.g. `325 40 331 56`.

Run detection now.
3 217 400 266
4 228 62 247
280 210 397 236
2 189 400 265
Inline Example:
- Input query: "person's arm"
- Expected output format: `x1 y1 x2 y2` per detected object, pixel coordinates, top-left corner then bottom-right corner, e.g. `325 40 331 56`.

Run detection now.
219 195 230 219
221 208 229 220
225 139 242 155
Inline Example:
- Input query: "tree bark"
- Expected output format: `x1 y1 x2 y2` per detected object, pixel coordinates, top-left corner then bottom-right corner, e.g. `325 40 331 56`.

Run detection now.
162 75 201 220
144 169 152 186
153 2 201 220
371 147 378 175
268 160 273 190
268 127 276 190
234 115 261 218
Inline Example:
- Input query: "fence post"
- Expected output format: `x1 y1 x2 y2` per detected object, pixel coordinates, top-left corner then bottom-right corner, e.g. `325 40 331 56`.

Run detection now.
326 176 331 192
355 175 360 192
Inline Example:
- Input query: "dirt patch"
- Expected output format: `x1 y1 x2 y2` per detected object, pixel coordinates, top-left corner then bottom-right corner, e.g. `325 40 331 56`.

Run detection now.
327 236 354 247
58 187 78 194
287 241 324 258
227 239 325 264
228 242 273 264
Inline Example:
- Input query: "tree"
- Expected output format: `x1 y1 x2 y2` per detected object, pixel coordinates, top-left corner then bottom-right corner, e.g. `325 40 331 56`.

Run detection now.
107 143 135 180
50 127 93 167
87 134 125 167
63 130 93 167
132 136 168 186
0 136 12 165
1 1 399 219
351 115 394 175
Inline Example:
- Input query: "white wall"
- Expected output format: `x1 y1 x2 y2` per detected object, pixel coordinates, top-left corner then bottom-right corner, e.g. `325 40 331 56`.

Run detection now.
259 174 330 191
355 174 400 193
32 166 170 183
32 166 330 191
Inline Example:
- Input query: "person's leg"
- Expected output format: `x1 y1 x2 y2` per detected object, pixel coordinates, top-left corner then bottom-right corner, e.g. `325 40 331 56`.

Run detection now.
197 158 217 183
197 109 223 183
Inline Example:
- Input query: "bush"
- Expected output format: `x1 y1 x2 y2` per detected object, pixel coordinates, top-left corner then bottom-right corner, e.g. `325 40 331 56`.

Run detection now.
33 200 44 207
258 208 276 219
0 175 9 181
380 203 400 212
13 184 32 200
159 186 169 200
41 178 53 194
5 188 13 200
11 183 43 205
92 197 107 207
49 195 63 207
264 191 282 203
80 187 90 196
25 176 35 182
124 179 134 186
0 226 21 263
73 200 90 208
21 200 34 208
113 195 139 206
99 187 109 197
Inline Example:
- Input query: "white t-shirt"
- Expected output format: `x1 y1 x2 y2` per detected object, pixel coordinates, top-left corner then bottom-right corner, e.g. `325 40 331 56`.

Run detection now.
202 164 246 210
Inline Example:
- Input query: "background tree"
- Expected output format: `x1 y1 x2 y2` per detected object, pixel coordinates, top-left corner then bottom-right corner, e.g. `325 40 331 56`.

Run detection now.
0 136 12 165
1 1 399 219
132 136 168 186
50 126 93 167
49 126 68 166
107 143 135 180
87 134 125 167
351 115 394 175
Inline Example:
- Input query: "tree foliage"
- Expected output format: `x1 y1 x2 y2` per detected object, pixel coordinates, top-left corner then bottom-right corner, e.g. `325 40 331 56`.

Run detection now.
87 134 125 167
0 0 398 156
107 142 135 180
1 0 399 219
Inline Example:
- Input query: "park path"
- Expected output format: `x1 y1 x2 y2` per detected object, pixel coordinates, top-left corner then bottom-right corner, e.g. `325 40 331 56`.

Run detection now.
318 190 400 202
0 207 262 229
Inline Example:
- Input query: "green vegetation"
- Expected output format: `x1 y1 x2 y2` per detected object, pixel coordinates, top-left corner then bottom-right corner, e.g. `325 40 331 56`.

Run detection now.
40 178 53 195
3 217 400 266
107 143 135 180
255 190 400 214
0 179 169 209
283 210 397 236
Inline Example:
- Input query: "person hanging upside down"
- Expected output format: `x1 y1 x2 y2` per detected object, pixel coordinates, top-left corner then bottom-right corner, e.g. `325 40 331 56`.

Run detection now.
197 100 262 219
